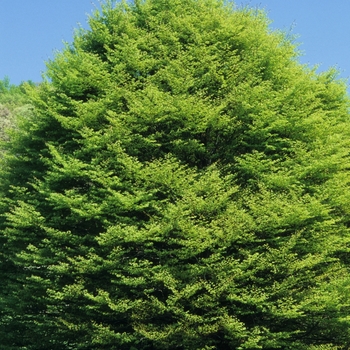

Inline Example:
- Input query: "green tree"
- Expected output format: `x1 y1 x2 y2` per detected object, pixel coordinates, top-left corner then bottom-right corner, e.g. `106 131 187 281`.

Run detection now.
1 0 350 349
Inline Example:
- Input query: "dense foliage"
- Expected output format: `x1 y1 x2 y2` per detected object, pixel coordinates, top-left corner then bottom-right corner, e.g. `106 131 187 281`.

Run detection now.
1 0 350 349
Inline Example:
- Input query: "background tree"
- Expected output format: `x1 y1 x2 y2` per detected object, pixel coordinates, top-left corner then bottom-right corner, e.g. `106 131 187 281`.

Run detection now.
1 0 350 349
0 77 34 144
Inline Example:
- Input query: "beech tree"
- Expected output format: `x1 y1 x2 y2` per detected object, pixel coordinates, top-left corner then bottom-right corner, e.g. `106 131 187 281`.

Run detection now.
1 0 350 349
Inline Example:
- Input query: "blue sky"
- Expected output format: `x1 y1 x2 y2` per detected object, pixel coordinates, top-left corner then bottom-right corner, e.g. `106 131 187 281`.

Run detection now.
240 0 350 84
1 0 349 91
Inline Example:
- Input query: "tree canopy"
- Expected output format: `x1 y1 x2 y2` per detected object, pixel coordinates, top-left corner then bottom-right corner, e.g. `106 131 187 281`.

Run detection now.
1 0 350 349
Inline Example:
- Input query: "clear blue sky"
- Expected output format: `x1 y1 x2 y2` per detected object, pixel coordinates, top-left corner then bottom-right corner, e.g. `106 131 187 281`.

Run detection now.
239 0 350 85
1 0 349 92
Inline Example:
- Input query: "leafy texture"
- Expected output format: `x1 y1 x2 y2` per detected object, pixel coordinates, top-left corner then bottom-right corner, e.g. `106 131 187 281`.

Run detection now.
1 0 350 349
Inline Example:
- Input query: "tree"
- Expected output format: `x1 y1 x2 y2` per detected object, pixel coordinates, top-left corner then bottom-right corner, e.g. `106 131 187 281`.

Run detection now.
1 0 350 349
